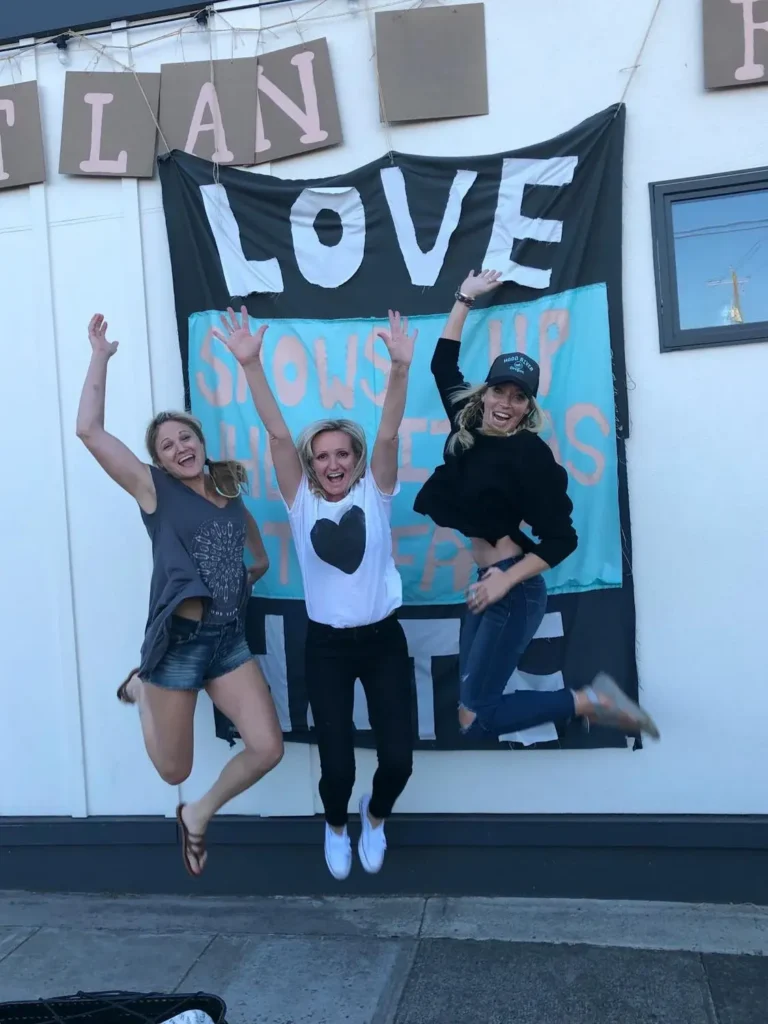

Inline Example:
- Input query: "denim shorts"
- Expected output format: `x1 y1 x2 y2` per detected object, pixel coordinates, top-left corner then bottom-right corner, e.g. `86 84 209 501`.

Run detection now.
145 615 253 691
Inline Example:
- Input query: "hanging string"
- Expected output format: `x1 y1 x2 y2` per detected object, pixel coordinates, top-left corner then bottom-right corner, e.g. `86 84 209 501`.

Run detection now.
70 27 174 154
201 7 224 186
288 4 307 45
362 0 396 163
252 17 269 177
0 0 410 67
213 9 245 57
618 0 664 107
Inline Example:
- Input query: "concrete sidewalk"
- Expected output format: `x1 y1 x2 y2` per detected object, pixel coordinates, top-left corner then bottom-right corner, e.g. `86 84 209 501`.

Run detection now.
2 893 768 1023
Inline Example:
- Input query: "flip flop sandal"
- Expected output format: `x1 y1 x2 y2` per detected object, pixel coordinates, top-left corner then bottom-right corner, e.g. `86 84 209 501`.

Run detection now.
585 672 660 740
176 803 207 877
116 668 140 705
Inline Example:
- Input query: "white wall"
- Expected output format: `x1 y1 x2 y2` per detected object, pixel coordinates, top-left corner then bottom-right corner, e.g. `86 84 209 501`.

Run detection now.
2 0 766 820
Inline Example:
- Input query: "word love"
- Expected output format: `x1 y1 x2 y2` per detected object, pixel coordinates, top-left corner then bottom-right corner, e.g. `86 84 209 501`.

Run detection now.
203 154 579 293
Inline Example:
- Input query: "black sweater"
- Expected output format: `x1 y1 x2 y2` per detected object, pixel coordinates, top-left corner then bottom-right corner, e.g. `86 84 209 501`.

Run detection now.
413 338 578 569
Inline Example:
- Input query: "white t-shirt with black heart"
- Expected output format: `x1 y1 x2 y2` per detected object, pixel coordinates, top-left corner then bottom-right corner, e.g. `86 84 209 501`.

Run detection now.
286 471 402 628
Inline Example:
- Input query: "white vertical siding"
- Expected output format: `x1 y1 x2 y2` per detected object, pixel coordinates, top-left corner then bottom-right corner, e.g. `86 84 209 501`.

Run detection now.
1 0 767 819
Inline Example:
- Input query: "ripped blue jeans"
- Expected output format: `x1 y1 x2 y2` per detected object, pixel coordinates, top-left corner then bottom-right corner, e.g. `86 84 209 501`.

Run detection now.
459 557 575 738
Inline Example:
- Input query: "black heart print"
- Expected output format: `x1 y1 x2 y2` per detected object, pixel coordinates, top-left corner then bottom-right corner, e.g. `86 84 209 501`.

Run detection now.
310 505 367 575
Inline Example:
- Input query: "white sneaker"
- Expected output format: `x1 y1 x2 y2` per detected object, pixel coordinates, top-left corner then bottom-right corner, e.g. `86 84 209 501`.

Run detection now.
358 793 387 874
324 824 352 880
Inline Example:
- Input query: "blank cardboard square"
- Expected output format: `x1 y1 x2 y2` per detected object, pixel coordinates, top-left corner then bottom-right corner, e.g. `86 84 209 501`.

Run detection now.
159 58 258 165
375 3 488 123
702 0 768 89
255 37 342 164
59 71 160 178
0 81 45 190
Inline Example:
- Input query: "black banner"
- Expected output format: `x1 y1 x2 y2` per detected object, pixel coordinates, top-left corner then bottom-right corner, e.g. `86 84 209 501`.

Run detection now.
159 103 638 752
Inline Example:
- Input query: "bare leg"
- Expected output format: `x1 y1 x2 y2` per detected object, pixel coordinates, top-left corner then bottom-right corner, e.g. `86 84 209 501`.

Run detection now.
126 674 197 784
179 659 283 873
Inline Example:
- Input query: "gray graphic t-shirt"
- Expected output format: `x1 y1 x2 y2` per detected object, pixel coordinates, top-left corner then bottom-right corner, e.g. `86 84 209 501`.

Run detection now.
138 466 249 675
192 516 247 621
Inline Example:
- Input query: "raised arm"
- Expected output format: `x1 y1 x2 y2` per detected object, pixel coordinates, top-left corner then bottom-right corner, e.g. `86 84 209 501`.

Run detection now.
371 310 417 496
213 306 303 508
432 270 504 422
76 314 155 513
443 269 503 341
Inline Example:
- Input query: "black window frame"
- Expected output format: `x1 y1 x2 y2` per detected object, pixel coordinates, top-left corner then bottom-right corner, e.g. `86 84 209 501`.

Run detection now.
649 165 768 354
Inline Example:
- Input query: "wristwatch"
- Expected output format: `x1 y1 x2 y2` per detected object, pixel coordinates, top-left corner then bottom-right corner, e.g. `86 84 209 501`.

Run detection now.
455 290 475 307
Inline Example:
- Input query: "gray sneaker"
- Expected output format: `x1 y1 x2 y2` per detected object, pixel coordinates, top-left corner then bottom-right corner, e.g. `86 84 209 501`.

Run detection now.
586 673 660 740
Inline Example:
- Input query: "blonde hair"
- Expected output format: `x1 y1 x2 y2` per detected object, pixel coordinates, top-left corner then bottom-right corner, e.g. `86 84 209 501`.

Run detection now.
145 411 248 498
446 383 544 455
296 418 368 498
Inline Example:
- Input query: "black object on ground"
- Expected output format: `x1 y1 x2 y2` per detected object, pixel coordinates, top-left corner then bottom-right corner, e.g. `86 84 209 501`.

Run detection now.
0 991 227 1024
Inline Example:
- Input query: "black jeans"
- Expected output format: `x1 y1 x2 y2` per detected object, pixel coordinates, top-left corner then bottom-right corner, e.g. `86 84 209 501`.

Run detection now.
305 613 414 828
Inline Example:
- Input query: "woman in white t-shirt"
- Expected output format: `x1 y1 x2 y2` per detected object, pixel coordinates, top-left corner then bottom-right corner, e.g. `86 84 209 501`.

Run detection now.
213 306 417 881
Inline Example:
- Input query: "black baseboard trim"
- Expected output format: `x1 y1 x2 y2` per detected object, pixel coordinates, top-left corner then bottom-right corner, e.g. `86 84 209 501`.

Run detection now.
3 814 768 904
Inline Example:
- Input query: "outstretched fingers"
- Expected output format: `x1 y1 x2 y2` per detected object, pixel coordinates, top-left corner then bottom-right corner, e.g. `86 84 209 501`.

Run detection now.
220 307 238 335
387 308 401 333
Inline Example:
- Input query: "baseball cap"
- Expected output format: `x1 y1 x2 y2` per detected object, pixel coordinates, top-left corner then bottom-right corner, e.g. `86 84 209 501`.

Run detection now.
485 352 540 398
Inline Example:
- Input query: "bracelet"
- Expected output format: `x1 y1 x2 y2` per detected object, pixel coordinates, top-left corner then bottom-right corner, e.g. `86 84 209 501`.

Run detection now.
455 290 475 307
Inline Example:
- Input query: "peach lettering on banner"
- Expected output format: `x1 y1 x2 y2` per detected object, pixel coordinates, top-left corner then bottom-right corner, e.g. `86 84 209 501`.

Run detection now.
538 309 569 398
360 328 390 407
540 408 564 467
262 521 293 585
399 418 429 483
391 525 431 568
488 314 528 364
565 403 609 486
236 361 248 404
255 52 329 156
0 99 14 182
515 313 528 353
220 421 262 499
430 418 451 437
263 437 282 501
185 82 233 163
217 421 236 462
197 328 233 407
272 335 308 406
314 334 356 409
79 93 128 174
420 527 473 594
487 319 502 363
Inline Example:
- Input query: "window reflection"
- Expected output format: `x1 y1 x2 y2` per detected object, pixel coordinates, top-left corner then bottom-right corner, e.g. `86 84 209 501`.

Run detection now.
671 190 768 330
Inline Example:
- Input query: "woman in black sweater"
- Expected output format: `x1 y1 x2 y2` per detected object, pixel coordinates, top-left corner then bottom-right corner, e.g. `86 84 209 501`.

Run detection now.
414 270 658 741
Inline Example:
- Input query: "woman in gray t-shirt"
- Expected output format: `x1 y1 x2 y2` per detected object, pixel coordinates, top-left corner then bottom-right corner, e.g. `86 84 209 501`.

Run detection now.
76 313 283 878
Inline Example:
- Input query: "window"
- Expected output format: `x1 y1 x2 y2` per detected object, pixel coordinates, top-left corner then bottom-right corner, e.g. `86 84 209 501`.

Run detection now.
649 167 768 353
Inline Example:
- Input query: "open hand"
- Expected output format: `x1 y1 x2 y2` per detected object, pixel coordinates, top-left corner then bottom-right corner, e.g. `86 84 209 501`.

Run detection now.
212 306 268 367
375 310 418 368
459 269 503 299
467 566 511 614
88 314 119 358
